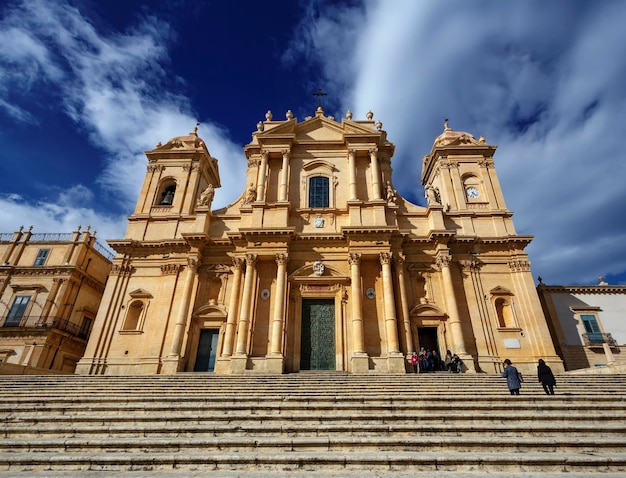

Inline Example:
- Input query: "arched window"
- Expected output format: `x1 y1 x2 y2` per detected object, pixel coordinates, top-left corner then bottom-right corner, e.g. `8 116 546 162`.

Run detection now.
123 301 144 330
309 176 329 208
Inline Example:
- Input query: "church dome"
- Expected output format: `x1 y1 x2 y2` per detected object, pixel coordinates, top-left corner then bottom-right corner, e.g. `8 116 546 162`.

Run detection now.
154 125 207 151
433 121 484 147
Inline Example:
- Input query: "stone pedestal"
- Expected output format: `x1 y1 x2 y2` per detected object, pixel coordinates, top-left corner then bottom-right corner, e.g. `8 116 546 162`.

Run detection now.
387 353 406 374
161 357 182 374
265 356 285 374
351 355 369 374
230 355 248 374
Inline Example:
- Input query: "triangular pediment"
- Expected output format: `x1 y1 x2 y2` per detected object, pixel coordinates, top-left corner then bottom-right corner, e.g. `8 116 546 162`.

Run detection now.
490 286 513 296
129 288 153 299
295 117 345 142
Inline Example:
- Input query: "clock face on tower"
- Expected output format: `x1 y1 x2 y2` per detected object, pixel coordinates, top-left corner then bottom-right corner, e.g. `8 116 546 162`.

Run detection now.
466 187 480 199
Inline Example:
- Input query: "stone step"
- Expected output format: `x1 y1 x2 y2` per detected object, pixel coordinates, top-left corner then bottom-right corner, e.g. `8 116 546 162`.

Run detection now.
2 399 622 415
1 450 625 473
4 422 624 439
2 435 625 453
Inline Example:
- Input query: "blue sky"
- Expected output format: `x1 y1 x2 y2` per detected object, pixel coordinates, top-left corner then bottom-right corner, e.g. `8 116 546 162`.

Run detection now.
1 0 625 286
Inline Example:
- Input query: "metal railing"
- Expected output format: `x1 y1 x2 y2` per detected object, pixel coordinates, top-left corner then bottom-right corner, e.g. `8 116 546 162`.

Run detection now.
0 316 91 340
582 332 617 346
29 233 73 242
0 233 13 242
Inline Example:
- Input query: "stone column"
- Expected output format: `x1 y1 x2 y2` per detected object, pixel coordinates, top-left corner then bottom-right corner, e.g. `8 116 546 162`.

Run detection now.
436 251 470 362
348 253 365 353
369 148 382 200
279 150 290 202
222 257 243 357
256 151 269 202
169 256 199 357
348 149 357 201
269 253 288 355
349 252 368 372
39 277 65 324
234 253 257 356
380 252 400 354
396 254 413 354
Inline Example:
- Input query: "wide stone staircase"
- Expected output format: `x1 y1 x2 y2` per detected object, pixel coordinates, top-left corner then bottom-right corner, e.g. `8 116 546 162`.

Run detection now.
0 372 625 477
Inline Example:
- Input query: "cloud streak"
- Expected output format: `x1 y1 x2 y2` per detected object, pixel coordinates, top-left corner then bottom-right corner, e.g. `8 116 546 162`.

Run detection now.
289 0 626 284
0 0 246 240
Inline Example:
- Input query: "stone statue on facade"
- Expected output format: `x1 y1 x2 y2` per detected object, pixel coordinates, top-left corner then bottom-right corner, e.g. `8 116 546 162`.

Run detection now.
196 184 214 208
244 183 256 204
425 185 440 205
385 181 397 205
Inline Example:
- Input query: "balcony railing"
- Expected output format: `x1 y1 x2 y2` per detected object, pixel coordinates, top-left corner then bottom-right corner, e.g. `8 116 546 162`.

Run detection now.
0 316 91 340
582 332 617 346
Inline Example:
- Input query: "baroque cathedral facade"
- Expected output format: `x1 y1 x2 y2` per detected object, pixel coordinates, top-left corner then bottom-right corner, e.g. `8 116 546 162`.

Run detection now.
76 108 562 376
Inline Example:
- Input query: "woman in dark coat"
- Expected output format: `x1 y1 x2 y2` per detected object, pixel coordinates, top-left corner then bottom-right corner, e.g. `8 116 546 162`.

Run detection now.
537 359 556 395
501 359 522 395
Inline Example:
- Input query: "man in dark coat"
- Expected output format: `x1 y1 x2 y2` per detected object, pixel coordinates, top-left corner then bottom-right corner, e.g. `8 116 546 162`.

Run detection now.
537 359 556 395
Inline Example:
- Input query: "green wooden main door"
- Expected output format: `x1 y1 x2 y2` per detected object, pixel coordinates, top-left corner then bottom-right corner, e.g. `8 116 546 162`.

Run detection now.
300 299 336 371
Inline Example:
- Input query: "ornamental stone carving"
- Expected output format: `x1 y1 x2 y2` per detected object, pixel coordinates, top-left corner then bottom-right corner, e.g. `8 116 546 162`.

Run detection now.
275 253 288 265
379 252 393 265
348 252 361 266
312 261 324 276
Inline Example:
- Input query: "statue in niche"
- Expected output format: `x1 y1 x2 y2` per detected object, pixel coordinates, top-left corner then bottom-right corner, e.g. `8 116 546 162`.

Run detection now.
197 184 215 208
385 181 397 205
425 185 440 205
244 183 256 204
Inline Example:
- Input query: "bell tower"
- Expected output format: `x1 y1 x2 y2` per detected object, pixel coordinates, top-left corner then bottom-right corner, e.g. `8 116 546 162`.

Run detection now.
126 126 221 241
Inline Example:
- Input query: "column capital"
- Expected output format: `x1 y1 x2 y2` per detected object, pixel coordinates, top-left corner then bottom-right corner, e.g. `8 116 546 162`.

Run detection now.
348 252 361 266
261 150 269 160
280 149 290 157
245 253 258 267
368 147 378 156
231 256 244 270
275 253 289 265
379 251 393 266
435 251 452 269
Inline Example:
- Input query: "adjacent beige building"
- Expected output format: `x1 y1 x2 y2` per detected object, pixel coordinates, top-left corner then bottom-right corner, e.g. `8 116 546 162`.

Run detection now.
538 277 626 370
0 226 112 373
76 108 563 376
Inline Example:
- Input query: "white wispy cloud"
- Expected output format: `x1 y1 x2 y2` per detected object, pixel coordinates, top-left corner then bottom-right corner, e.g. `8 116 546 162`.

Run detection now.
289 0 626 284
0 0 245 239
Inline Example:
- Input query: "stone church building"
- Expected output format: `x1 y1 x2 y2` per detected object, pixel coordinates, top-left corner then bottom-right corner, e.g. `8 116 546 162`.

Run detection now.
76 108 562 376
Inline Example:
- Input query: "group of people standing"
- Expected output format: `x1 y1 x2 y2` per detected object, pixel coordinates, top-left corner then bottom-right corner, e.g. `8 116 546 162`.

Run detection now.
501 358 557 395
409 350 557 396
410 348 463 373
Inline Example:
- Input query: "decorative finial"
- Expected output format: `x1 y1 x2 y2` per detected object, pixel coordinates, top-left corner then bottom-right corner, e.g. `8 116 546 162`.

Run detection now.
598 276 608 285
346 109 353 120
286 110 293 120
265 110 273 121
156 141 162 148
193 122 199 134
316 105 324 116
537 276 543 285
86 225 91 232
479 136 485 143
28 225 33 232
375 120 382 131
77 225 81 232
366 110 374 120
444 118 450 130
18 225 23 232
257 121 263 132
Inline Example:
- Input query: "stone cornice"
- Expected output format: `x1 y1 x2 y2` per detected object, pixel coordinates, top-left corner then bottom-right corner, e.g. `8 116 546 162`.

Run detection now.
107 239 190 257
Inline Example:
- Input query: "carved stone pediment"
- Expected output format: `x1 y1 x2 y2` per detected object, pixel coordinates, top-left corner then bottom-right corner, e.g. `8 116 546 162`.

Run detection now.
129 288 153 299
489 286 513 296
